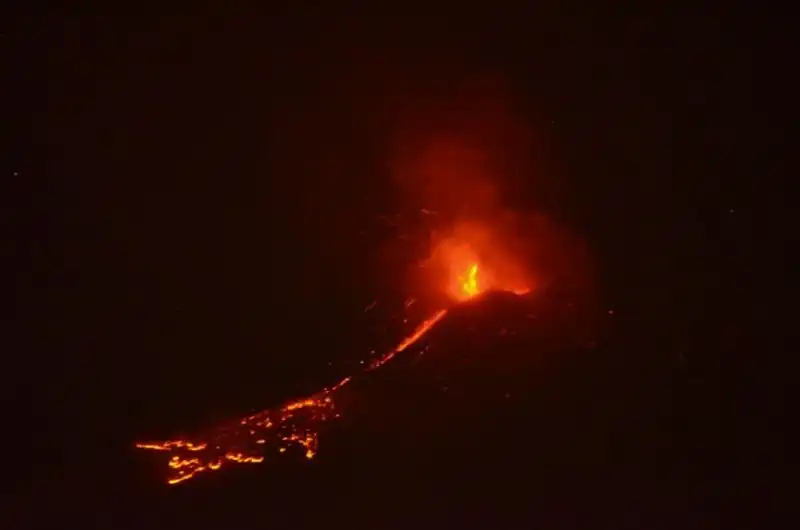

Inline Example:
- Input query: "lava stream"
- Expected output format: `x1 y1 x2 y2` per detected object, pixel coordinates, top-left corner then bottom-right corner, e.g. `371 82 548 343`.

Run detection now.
367 309 448 371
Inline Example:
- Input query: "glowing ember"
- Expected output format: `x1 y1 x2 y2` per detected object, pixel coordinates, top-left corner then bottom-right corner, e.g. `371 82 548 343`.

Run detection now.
137 262 529 485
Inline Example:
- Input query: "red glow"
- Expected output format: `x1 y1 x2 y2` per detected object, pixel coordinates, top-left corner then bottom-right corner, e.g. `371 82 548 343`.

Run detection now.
425 222 533 303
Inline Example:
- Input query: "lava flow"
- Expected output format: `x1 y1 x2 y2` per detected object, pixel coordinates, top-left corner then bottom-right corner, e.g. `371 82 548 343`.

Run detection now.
136 261 528 485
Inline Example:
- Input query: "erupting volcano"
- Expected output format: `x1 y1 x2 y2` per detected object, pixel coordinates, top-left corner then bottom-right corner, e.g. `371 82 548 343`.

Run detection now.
136 77 591 486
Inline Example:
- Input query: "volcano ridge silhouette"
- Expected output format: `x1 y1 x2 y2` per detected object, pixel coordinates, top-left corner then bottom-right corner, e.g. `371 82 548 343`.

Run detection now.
119 288 690 528
320 290 634 485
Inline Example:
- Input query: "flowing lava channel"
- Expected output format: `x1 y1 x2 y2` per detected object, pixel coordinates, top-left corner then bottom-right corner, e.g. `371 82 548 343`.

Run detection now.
136 263 528 485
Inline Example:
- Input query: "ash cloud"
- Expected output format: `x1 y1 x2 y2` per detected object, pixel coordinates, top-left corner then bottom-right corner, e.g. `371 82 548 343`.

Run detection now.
385 76 594 301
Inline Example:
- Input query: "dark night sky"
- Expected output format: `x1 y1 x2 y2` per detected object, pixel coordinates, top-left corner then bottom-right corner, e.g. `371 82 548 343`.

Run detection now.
4 6 790 528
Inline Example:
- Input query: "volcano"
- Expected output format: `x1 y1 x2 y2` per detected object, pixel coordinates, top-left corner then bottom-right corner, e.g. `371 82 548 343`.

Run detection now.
9 276 708 530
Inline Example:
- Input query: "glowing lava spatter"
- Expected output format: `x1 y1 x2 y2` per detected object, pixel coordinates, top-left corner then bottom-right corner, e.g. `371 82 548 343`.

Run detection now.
137 263 524 485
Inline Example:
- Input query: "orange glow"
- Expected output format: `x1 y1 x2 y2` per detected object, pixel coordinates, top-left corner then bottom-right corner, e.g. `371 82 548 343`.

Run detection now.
169 472 200 485
135 441 207 452
226 453 265 464
461 263 480 298
431 233 532 302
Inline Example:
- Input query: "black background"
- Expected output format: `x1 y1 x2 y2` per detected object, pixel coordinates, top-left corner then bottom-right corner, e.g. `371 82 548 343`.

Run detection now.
4 6 790 528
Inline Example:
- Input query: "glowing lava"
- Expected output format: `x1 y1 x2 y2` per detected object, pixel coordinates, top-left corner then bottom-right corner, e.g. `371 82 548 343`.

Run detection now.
137 263 528 485
367 309 448 371
460 263 480 298
136 385 341 485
